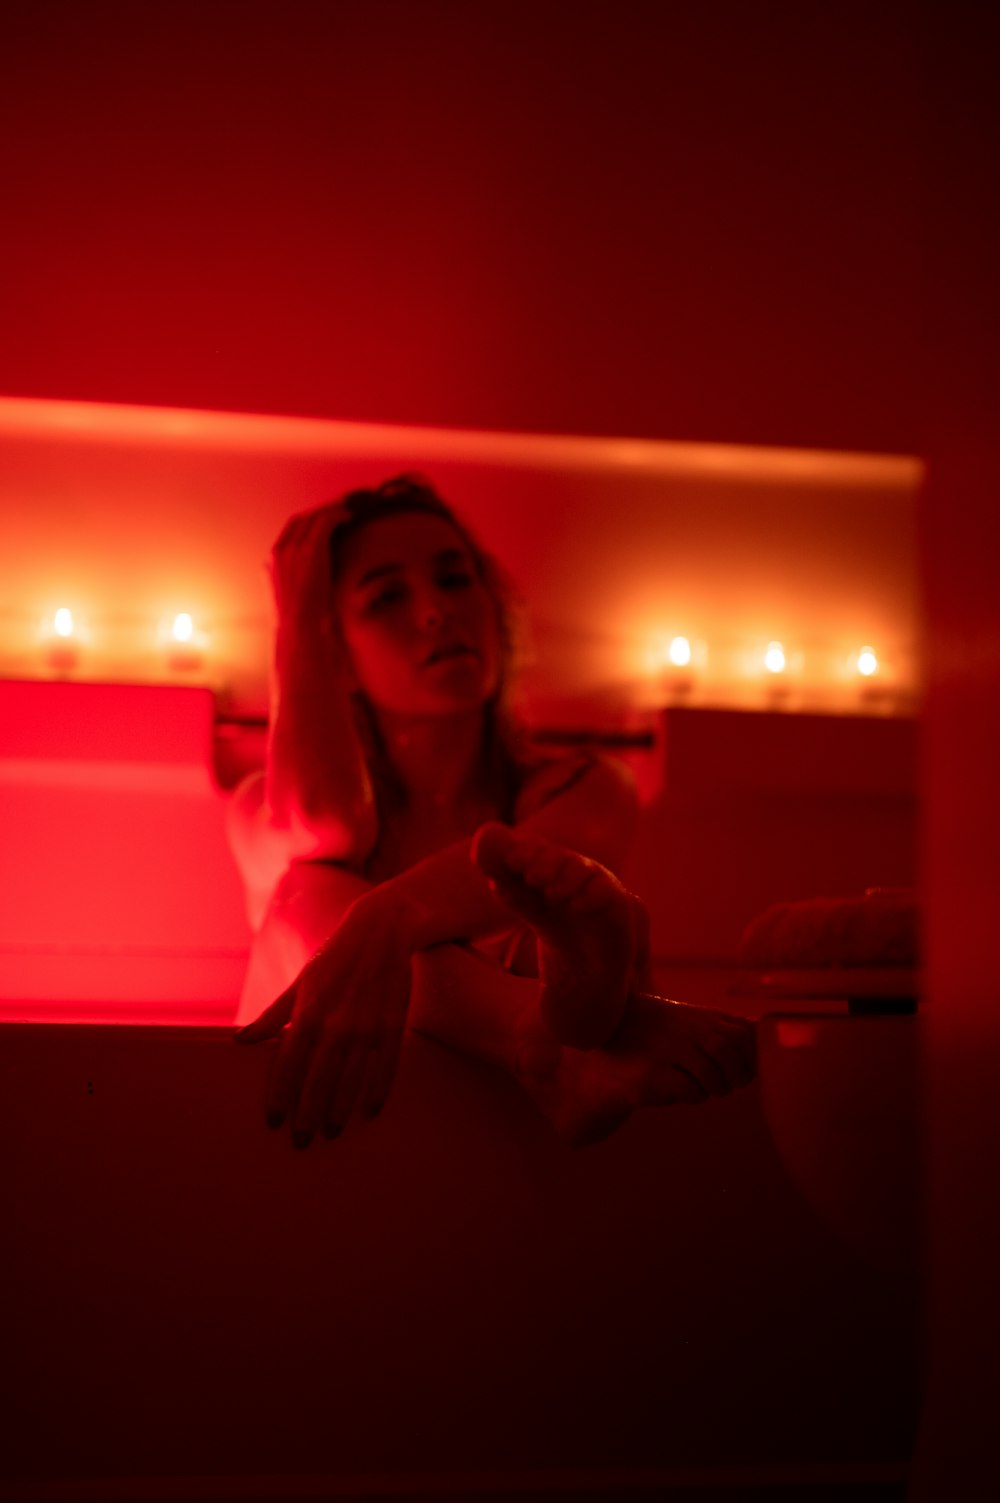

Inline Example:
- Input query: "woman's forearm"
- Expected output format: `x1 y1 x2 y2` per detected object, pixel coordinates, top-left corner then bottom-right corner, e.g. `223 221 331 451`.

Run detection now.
374 836 521 950
374 765 635 951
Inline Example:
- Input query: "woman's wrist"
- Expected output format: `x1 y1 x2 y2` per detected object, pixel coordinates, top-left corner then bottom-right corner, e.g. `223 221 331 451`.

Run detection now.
353 881 448 954
275 619 340 668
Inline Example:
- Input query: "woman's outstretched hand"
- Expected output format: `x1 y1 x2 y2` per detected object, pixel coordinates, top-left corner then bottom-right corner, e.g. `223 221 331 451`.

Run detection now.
233 890 427 1148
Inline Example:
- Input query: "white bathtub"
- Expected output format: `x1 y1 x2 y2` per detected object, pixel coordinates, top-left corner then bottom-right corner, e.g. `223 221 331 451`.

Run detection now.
1 987 921 1501
1 681 921 1498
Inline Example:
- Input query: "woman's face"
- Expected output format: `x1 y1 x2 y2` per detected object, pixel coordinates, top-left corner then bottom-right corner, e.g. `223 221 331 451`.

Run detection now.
333 511 503 716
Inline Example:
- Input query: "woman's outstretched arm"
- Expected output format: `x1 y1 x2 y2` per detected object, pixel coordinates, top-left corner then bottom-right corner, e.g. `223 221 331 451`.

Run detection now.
368 754 640 951
237 806 754 1149
234 753 638 1019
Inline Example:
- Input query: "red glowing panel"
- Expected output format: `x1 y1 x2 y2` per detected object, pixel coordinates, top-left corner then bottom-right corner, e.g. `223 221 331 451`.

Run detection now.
0 680 250 1023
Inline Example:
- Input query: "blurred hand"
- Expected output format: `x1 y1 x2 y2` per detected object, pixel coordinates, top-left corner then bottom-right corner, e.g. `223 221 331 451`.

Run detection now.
650 999 758 1101
603 990 758 1106
234 888 429 1147
266 503 345 638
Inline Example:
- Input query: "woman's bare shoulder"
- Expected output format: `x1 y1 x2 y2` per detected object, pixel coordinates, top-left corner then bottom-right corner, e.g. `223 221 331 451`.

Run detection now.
228 767 266 813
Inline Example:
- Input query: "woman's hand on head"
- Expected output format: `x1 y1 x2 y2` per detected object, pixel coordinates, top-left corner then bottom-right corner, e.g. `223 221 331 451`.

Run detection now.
267 504 344 639
233 889 426 1147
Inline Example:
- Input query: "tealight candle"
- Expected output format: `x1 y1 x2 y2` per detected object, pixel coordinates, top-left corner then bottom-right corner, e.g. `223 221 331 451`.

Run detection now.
855 644 894 712
764 641 786 674
164 613 207 674
761 640 795 708
668 635 692 668
661 634 694 700
45 607 80 674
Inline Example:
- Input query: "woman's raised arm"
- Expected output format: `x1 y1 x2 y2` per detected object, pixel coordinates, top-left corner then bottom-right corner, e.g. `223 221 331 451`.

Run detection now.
263 507 376 855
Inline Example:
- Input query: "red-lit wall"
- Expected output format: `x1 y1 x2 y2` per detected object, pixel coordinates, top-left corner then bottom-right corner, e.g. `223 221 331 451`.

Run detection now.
909 6 1000 1493
0 0 921 453
5 3 999 1492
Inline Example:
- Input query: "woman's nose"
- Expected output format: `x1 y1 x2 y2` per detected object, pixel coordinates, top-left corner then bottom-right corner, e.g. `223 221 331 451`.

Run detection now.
419 593 449 629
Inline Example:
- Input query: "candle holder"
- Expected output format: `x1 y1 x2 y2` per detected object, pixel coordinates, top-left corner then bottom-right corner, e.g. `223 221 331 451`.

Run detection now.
46 641 80 676
162 614 208 679
42 609 85 677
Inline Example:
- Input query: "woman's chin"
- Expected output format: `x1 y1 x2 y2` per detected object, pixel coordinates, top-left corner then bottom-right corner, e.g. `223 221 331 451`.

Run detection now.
423 689 492 714
369 662 499 717
419 661 498 709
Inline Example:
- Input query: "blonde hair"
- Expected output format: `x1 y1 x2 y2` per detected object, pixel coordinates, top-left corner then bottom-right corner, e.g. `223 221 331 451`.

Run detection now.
325 474 539 877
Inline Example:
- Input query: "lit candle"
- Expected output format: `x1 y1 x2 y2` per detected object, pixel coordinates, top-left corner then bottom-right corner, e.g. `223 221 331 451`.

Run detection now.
855 644 893 711
764 641 786 675
762 640 793 707
166 612 205 673
46 607 80 674
668 635 692 668
662 634 694 700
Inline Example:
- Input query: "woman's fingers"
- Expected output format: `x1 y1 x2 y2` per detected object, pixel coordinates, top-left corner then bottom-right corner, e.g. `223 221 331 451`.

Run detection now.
680 1024 749 1095
271 510 313 555
250 926 415 1147
660 1064 710 1105
272 504 340 556
689 1041 735 1097
668 1013 759 1098
319 1032 378 1139
233 982 298 1042
294 1008 369 1141
264 1013 323 1132
309 950 412 1137
292 1015 399 1145
261 945 349 1126
355 963 413 1119
267 506 343 619
713 1016 758 1082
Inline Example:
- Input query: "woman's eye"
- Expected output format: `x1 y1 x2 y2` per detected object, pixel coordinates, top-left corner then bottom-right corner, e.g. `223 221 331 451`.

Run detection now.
369 588 404 610
368 574 471 611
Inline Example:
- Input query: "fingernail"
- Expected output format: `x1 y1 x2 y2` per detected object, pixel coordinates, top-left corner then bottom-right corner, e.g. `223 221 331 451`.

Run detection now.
266 1109 285 1130
366 1102 382 1119
292 1129 313 1150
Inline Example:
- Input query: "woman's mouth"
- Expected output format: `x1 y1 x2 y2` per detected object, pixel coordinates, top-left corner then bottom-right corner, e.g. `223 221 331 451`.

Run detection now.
423 645 476 666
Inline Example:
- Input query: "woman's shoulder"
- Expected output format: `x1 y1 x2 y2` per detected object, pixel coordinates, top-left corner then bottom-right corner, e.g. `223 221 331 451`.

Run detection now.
225 768 266 833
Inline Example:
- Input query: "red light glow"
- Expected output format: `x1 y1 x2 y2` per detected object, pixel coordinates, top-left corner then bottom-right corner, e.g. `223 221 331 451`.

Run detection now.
0 681 251 1023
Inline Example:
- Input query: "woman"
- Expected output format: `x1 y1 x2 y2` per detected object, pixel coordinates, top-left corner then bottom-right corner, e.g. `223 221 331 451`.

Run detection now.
227 475 756 1149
